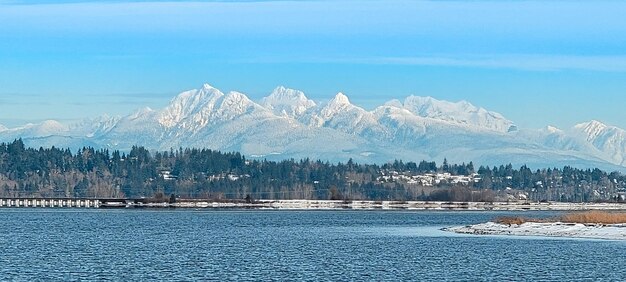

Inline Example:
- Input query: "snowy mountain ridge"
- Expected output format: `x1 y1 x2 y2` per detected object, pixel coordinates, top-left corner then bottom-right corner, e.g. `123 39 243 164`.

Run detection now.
399 96 516 133
1 83 625 171
261 86 316 118
573 120 626 166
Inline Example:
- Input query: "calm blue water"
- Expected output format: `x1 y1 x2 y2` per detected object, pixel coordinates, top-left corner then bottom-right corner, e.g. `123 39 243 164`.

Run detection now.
1 209 625 281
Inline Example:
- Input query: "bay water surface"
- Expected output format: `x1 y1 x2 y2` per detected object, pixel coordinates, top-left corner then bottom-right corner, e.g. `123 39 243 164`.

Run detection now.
1 209 625 281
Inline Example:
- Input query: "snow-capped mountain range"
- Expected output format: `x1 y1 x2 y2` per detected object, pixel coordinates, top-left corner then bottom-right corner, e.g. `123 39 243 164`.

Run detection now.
2 83 625 171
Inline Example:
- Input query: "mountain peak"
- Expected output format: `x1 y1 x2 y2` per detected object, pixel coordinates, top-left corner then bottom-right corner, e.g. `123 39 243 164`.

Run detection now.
223 91 250 103
129 107 155 119
174 83 224 102
159 84 225 127
199 83 224 96
0 124 6 131
202 83 217 90
544 125 562 134
404 95 471 113
139 106 154 113
272 86 300 97
330 92 350 105
574 120 611 140
2 83 625 171
215 91 260 118
266 86 311 101
383 99 404 108
572 120 626 166
40 119 65 127
31 120 69 134
261 86 316 117
576 120 607 129
400 95 514 132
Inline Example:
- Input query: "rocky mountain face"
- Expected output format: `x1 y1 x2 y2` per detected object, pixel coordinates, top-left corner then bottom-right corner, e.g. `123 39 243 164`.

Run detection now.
1 83 625 171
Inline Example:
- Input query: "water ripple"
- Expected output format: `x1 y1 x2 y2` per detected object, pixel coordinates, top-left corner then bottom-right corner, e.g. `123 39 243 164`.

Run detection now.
0 209 624 281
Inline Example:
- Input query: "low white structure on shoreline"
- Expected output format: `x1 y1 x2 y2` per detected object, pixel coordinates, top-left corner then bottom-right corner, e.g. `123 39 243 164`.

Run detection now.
378 172 480 186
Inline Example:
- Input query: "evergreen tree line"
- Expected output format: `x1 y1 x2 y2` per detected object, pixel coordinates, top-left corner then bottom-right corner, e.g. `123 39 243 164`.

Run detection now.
0 139 624 202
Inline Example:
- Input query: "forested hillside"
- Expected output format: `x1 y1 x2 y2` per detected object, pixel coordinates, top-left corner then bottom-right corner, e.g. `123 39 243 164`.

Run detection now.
0 139 624 202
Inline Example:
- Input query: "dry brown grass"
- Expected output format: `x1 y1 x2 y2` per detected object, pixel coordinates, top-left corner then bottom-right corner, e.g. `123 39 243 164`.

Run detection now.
494 216 541 225
558 211 626 224
495 211 626 225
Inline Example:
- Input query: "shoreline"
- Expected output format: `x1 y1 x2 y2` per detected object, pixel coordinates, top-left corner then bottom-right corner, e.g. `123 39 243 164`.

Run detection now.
3 198 626 210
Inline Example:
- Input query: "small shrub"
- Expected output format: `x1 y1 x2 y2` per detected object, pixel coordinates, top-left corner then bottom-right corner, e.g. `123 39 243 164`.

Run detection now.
495 216 538 225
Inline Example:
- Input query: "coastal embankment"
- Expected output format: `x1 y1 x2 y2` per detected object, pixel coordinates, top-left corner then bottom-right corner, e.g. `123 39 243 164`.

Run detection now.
2 198 626 210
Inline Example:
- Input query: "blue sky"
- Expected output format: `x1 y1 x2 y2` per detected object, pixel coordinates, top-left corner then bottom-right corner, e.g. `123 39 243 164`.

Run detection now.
1 0 625 129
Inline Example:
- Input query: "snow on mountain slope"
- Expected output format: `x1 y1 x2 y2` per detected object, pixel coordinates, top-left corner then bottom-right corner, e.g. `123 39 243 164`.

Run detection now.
101 106 164 149
28 120 69 135
158 83 225 129
374 106 538 160
393 96 517 133
261 86 316 118
301 92 389 139
573 120 626 166
96 86 298 151
305 92 351 127
175 114 393 163
372 101 522 157
373 104 428 141
0 120 69 141
0 124 7 132
212 91 269 122
0 83 625 171
159 84 275 135
514 126 602 154
68 115 121 138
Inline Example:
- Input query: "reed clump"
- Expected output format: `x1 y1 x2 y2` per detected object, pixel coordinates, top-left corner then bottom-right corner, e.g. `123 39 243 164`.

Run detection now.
495 211 626 225
558 211 626 224
494 216 542 225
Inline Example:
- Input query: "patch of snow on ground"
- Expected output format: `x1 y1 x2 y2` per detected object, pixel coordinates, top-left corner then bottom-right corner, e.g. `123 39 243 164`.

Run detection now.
444 221 626 240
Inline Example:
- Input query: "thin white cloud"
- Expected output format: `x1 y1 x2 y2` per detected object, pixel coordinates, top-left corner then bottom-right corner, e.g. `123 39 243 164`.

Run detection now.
247 54 626 72
360 55 626 72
